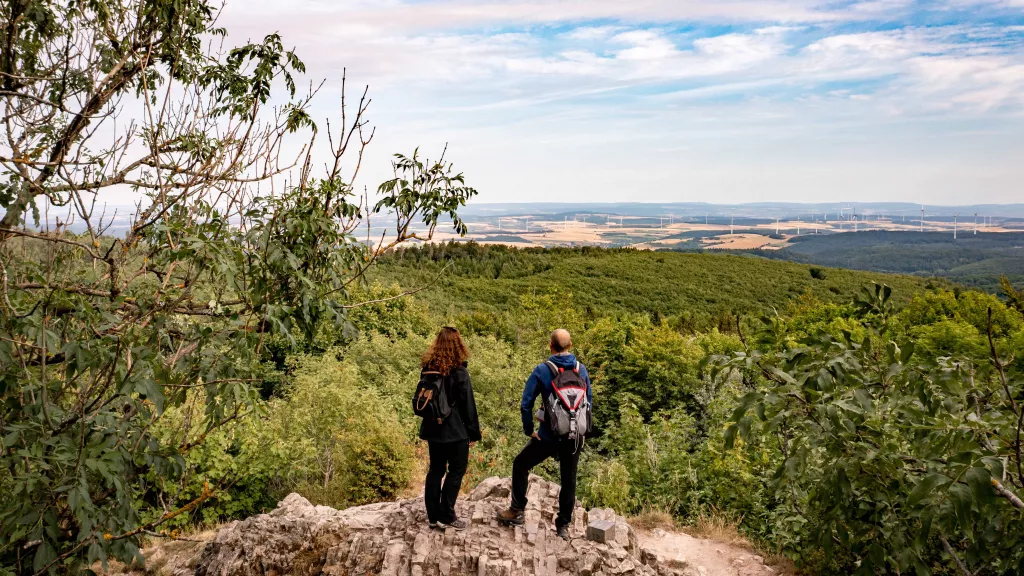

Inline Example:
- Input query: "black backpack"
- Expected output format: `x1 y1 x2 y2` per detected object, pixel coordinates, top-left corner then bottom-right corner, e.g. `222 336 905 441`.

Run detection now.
541 361 592 442
413 370 452 424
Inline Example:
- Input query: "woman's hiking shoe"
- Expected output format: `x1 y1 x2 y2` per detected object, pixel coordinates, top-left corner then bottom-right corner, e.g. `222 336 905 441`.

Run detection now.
437 519 467 531
495 508 525 526
428 521 438 529
556 525 570 541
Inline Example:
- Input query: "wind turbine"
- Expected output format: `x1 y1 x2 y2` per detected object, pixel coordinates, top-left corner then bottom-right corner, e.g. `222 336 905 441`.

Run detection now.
730 214 735 235
920 205 925 233
974 213 978 235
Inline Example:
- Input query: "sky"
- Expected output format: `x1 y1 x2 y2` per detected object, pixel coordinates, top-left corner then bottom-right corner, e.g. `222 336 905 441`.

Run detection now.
218 0 1024 205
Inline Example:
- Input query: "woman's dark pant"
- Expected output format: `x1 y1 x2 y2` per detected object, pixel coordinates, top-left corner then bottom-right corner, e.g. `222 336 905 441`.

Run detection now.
424 439 470 523
510 437 581 528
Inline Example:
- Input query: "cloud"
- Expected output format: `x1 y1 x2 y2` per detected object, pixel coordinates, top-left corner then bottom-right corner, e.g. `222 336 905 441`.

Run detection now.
560 26 623 41
212 0 1024 204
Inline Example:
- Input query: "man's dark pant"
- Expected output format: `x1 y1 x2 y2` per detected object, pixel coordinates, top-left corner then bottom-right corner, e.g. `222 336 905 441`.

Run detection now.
510 437 581 528
425 439 470 523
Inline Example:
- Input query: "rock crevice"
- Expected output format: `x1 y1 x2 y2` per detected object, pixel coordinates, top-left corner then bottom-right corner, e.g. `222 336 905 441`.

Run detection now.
190 476 686 576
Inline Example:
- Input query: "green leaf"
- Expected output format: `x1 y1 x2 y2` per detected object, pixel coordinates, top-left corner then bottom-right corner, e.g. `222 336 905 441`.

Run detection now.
908 473 950 507
724 423 738 450
949 483 973 532
964 467 993 505
854 388 873 413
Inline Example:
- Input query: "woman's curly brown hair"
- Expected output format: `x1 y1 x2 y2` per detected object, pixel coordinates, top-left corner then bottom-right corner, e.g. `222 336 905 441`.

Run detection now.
422 326 470 375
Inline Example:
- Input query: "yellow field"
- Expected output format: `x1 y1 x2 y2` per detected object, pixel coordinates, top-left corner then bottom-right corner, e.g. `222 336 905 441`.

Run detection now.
411 215 1017 251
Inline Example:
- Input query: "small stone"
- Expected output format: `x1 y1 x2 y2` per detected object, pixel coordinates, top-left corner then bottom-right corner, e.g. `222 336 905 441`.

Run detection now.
587 519 617 544
472 504 487 524
639 548 659 567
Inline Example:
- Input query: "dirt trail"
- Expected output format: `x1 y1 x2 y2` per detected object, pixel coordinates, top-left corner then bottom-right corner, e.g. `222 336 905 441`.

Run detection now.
637 528 784 576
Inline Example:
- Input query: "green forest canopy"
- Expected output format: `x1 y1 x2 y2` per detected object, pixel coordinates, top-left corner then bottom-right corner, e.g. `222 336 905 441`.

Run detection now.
371 242 946 331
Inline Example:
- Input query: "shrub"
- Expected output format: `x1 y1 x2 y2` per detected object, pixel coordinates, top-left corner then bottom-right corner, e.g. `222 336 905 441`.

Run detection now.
267 355 414 509
585 460 632 513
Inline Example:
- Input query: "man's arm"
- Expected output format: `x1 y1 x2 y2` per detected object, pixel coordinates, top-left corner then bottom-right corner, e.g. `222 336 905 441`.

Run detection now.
520 367 542 437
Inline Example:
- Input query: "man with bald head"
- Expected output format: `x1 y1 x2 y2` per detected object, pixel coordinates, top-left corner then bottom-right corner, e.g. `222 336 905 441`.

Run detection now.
496 328 592 540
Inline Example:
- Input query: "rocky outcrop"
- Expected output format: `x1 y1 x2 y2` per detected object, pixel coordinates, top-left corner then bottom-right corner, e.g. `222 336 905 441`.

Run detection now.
187 476 690 576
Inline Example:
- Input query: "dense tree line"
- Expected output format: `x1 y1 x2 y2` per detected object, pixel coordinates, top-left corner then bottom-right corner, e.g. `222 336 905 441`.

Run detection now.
372 242 940 336
751 231 1024 293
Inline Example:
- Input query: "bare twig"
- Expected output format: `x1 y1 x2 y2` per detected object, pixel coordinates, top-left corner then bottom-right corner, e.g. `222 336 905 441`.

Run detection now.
992 478 1024 510
939 535 973 576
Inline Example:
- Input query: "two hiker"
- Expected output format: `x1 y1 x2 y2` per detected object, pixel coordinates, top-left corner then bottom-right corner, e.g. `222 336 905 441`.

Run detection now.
416 326 591 540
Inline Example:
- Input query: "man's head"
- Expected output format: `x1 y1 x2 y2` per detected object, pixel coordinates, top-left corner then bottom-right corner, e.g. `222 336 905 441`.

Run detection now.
549 329 572 353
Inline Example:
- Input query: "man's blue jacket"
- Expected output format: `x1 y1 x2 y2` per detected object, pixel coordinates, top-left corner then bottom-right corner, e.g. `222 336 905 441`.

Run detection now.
521 352 592 442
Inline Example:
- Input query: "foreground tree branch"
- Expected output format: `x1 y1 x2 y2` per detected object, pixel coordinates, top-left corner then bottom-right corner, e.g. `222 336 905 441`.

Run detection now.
0 2 477 573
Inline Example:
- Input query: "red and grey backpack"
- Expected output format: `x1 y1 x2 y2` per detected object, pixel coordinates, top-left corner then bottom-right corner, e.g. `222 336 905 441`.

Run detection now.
541 361 592 444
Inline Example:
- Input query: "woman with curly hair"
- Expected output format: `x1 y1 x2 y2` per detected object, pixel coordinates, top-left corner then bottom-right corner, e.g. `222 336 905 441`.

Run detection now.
419 326 480 531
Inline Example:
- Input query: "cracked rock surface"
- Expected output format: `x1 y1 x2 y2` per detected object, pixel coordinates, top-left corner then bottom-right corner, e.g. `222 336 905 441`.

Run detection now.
188 476 677 576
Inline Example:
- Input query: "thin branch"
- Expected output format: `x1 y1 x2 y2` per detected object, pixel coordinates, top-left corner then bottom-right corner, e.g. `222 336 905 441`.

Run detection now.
341 261 452 309
939 535 973 576
992 478 1024 510
987 307 1023 487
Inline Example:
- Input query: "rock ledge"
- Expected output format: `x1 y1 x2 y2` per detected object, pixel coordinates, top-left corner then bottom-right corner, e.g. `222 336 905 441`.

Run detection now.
187 476 691 576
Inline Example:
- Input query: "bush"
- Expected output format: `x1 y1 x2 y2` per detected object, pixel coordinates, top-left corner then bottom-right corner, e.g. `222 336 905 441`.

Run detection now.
586 460 631 512
267 355 414 509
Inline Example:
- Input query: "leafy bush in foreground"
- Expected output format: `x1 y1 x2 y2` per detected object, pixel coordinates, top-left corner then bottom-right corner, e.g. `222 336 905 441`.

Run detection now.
716 284 1024 574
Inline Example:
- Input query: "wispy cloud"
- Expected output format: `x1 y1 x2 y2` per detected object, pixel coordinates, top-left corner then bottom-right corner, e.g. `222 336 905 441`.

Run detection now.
218 0 1024 204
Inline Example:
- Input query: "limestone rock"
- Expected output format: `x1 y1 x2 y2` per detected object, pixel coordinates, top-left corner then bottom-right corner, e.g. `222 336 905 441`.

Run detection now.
185 477 675 576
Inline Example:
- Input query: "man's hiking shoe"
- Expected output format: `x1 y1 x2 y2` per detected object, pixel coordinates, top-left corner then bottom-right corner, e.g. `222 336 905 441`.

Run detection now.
556 525 570 541
495 508 525 526
437 519 467 531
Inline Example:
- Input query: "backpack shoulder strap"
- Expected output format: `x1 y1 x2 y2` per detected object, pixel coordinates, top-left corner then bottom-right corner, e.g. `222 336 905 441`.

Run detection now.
544 360 560 378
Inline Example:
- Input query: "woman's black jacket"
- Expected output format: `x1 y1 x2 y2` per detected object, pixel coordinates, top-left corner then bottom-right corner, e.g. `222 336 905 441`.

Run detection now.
418 362 481 443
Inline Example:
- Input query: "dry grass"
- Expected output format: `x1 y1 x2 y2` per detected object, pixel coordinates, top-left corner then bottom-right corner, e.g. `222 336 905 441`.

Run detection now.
400 442 430 499
628 509 676 531
684 509 750 547
703 233 785 250
683 509 799 575
764 552 799 575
